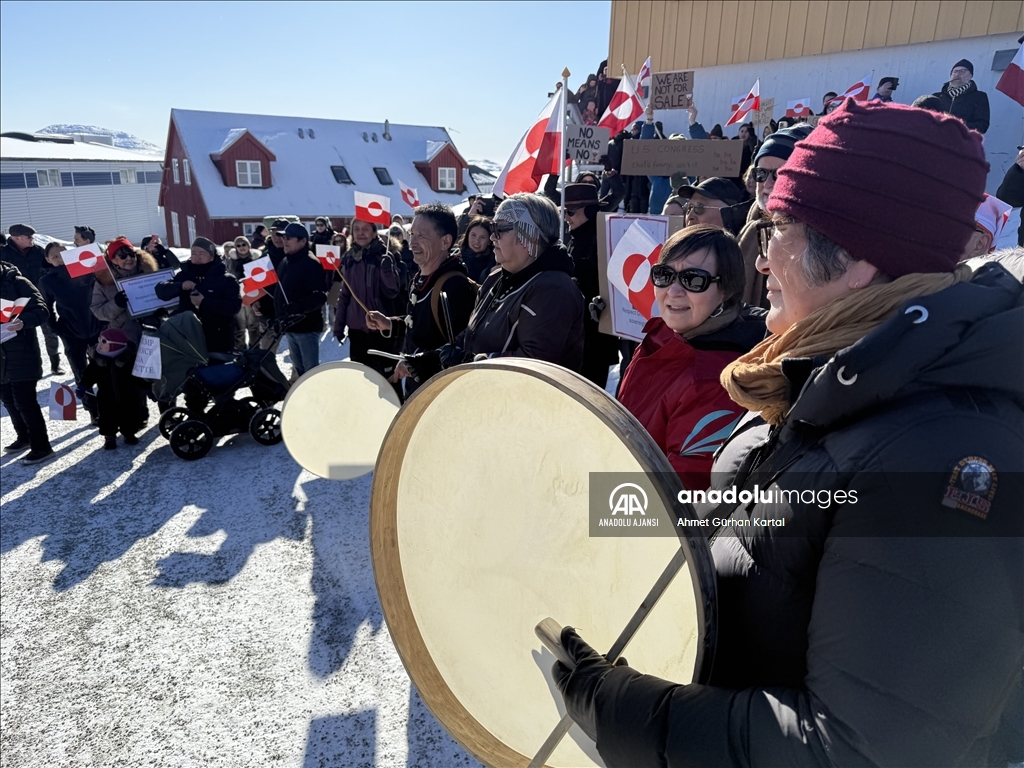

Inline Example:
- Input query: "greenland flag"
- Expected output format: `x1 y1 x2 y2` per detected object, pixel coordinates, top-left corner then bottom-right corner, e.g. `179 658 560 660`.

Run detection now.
493 88 566 198
354 191 391 226
61 244 107 278
240 283 267 306
598 73 645 136
637 56 653 100
398 179 420 209
786 98 813 117
243 255 278 288
608 220 663 319
829 75 872 108
726 79 760 126
997 42 1024 107
314 244 341 271
0 297 29 323
49 382 77 421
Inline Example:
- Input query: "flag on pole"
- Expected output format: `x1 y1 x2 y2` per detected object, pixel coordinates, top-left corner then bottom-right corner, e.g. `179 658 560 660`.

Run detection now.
597 72 646 136
398 179 420 209
243 255 278 288
315 244 341 271
0 297 29 323
996 42 1024 107
492 88 566 198
354 191 391 226
725 80 760 126
608 221 663 319
785 98 813 118
828 75 873 108
730 95 745 114
60 244 108 278
49 382 77 420
637 56 653 101
241 283 267 306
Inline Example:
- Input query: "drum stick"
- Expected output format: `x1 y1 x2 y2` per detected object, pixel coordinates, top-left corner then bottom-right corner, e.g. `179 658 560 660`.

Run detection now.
336 268 371 314
528 547 689 768
535 618 575 670
439 290 456 346
366 349 408 361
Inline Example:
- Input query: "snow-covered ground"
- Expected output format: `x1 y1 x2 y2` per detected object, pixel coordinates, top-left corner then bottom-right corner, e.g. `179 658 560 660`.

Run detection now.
0 335 483 768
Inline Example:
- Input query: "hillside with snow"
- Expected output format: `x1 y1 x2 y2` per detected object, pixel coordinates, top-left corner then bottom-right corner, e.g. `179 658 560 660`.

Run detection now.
37 124 162 154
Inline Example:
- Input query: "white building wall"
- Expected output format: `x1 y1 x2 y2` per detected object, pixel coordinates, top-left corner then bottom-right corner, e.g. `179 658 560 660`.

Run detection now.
652 33 1024 195
0 159 165 243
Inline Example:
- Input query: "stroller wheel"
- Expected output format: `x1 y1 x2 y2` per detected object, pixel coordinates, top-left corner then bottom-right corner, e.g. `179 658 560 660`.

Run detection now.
170 420 214 460
249 407 283 446
239 397 263 415
158 407 191 440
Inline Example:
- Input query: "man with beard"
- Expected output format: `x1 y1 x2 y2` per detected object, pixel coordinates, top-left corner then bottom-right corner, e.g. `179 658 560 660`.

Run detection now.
933 58 989 133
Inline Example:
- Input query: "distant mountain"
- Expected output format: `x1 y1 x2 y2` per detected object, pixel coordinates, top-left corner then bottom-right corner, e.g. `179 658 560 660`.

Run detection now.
469 159 502 176
37 124 162 154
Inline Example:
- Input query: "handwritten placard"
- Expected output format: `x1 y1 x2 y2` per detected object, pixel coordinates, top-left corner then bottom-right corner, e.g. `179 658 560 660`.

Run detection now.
619 139 743 177
650 70 695 110
119 269 178 317
753 97 775 127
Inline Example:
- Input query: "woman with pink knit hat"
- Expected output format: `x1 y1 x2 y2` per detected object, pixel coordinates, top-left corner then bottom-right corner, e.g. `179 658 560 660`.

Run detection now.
552 99 1023 766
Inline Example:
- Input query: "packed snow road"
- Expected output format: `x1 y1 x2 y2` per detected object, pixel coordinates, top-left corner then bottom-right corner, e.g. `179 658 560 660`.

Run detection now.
0 339 480 768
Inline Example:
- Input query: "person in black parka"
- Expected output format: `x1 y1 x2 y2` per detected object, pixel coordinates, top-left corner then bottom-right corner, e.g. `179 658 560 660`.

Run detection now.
0 260 54 463
997 146 1024 247
553 100 1022 767
79 328 147 449
933 58 990 134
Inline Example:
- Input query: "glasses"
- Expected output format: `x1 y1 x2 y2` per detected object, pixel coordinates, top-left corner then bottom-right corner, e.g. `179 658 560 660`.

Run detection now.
650 265 721 292
753 167 780 183
565 208 581 217
113 249 136 261
683 202 726 216
756 217 799 258
492 223 514 237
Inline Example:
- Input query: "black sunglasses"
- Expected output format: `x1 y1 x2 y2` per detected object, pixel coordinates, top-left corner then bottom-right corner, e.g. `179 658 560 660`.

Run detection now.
492 222 514 236
753 167 780 183
650 265 721 292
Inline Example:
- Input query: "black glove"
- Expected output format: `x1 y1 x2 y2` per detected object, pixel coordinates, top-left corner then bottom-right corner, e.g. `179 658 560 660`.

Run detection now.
438 342 468 369
552 627 630 743
114 291 129 308
404 350 442 382
588 296 606 324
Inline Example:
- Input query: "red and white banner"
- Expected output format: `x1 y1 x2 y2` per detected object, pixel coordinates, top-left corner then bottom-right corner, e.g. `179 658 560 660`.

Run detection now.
243 255 278 288
240 283 267 306
997 42 1024 107
725 79 760 126
828 75 872 108
0 297 29 323
49 382 77 421
315 244 341 271
608 220 663 320
492 88 566 198
61 244 107 278
354 191 391 226
786 98 813 118
398 179 420 209
637 56 652 101
597 72 645 137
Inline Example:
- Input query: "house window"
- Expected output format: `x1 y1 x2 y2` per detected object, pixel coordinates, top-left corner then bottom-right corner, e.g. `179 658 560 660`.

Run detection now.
242 223 259 237
171 212 181 246
236 160 262 187
36 169 61 187
172 159 180 183
119 169 138 184
373 167 393 185
331 165 353 184
186 215 197 245
183 159 191 185
438 167 457 191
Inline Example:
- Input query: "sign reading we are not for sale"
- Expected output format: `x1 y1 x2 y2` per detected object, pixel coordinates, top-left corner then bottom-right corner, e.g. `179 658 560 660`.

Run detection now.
650 70 695 110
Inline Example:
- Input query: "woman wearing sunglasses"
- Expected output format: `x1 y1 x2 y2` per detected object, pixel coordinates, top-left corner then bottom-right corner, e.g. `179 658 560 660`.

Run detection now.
617 225 766 491
554 101 1022 768
90 237 161 345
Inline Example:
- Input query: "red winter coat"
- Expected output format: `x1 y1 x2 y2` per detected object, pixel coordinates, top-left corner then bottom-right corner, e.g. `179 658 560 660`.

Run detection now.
617 312 765 490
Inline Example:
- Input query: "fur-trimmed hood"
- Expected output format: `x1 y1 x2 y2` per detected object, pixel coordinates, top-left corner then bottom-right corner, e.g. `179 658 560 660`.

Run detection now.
94 249 160 286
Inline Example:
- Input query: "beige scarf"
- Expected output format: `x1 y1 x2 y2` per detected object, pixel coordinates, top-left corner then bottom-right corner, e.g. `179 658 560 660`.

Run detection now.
721 264 973 425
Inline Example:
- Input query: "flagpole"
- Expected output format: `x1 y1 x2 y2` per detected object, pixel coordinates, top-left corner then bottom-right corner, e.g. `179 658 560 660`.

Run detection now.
559 67 570 245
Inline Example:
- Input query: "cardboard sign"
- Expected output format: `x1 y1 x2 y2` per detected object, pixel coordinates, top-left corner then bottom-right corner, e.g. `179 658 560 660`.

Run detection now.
620 139 743 178
119 269 178 317
753 97 775 127
650 70 695 110
132 332 162 380
564 124 611 164
595 213 689 342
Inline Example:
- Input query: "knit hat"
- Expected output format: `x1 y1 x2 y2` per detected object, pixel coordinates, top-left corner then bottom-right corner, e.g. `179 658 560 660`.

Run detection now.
766 99 988 276
754 124 814 166
106 237 134 258
952 58 974 75
191 237 218 258
98 328 129 357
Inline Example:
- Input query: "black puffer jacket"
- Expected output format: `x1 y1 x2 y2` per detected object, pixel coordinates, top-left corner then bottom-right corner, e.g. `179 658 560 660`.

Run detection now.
586 262 1023 767
997 162 1024 247
933 80 990 133
0 242 45 287
0 261 49 383
464 242 584 371
39 268 104 341
155 259 241 353
271 247 327 335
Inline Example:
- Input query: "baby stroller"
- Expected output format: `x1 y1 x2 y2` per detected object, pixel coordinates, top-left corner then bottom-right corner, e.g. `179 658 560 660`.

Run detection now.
153 312 296 460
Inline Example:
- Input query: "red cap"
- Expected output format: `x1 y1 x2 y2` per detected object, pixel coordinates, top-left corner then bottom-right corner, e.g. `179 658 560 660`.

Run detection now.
106 237 134 259
767 99 988 276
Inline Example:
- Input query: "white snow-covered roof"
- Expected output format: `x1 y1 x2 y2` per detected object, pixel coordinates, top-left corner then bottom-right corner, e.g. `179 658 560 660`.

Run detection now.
0 136 163 163
214 128 249 156
171 109 479 218
426 140 448 162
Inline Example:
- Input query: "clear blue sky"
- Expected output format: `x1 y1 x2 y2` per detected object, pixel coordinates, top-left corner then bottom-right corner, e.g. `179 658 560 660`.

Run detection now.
0 0 612 163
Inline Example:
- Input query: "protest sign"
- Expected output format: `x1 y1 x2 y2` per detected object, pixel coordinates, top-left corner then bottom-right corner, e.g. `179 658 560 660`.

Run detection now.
620 139 743 178
119 269 178 317
650 70 695 110
753 97 775 127
132 332 162 380
564 125 610 164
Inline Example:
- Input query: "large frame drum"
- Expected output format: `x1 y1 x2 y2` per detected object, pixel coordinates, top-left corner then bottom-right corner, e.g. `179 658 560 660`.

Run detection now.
371 359 717 767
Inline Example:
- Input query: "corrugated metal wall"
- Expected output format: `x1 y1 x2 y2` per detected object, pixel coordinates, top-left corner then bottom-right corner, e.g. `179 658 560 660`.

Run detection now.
0 160 165 243
610 0 1024 71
